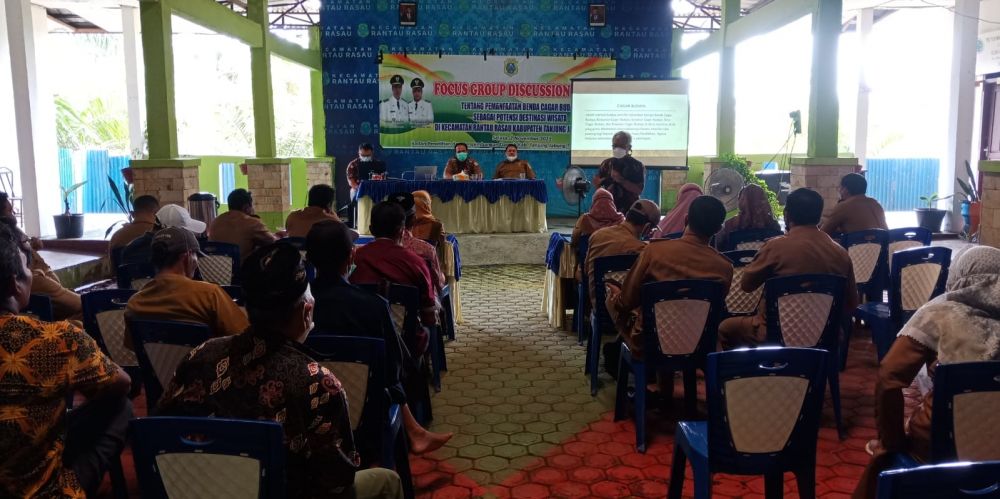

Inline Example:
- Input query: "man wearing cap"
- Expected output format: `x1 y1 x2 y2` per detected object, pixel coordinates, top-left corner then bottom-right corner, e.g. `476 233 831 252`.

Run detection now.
407 78 434 125
388 191 444 290
125 226 249 343
121 203 204 266
159 242 404 499
307 221 453 456
209 189 281 263
284 184 341 238
379 74 410 127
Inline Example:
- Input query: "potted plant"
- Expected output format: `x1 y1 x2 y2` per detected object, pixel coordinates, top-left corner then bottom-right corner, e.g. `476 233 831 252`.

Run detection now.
957 160 981 240
54 181 86 239
104 175 133 239
916 192 952 233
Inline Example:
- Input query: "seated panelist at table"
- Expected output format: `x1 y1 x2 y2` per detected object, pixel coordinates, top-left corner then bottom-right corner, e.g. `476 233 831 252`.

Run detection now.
444 142 482 179
346 142 387 198
494 143 536 180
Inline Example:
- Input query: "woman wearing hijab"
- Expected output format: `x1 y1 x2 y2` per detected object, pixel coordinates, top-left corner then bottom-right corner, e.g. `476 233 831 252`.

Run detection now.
713 184 781 250
410 190 445 247
852 246 1000 499
571 188 624 250
656 183 703 237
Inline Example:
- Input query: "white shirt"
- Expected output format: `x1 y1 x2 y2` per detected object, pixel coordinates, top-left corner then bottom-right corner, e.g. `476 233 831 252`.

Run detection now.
379 97 410 126
407 99 434 125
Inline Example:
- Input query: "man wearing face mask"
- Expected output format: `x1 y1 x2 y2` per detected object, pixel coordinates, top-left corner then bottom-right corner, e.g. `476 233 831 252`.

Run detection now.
494 143 536 179
407 78 434 125
444 142 483 179
346 143 388 199
594 131 646 213
379 74 410 127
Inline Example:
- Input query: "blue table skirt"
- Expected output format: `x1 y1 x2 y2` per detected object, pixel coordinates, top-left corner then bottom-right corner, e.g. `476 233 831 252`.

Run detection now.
446 234 461 281
357 179 548 204
545 233 571 272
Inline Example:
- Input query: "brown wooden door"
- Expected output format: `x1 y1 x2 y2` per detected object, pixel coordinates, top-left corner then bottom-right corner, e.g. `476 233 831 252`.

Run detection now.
981 78 1000 160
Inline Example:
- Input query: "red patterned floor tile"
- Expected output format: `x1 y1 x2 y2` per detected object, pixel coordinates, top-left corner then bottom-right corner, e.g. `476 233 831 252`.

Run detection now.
548 453 583 470
550 481 592 498
630 479 669 497
510 483 550 498
591 480 633 498
530 466 567 485
430 485 473 499
582 452 619 468
568 466 606 484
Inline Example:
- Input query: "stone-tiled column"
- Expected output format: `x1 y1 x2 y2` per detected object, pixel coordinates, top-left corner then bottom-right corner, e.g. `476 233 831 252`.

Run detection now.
659 168 691 210
790 157 859 220
979 162 1000 248
304 157 334 189
129 158 201 206
245 158 291 230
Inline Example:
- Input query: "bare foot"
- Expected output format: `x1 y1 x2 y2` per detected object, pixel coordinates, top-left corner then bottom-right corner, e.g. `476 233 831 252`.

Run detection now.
409 429 454 455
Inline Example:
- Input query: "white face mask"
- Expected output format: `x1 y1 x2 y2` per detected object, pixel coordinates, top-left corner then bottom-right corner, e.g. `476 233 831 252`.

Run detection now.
359 154 372 162
612 147 627 159
506 155 517 162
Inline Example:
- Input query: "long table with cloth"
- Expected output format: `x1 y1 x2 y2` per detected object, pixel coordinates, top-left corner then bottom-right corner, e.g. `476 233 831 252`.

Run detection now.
356 179 548 235
540 232 577 330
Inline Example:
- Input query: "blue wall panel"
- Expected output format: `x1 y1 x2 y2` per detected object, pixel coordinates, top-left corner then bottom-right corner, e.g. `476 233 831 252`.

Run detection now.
865 158 940 212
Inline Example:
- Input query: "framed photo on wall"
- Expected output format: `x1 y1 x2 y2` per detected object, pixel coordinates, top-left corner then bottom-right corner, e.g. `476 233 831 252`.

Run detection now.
400 2 417 26
588 3 606 27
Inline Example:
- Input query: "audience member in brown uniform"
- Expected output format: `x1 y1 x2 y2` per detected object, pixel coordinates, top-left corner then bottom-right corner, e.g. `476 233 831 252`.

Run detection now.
0 221 132 498
713 184 781 250
284 184 341 238
593 131 646 213
158 242 403 499
209 189 282 263
607 196 734 358
584 199 661 309
719 188 858 349
346 142 388 199
125 226 249 344
493 144 536 179
571 187 624 251
852 246 1000 499
444 142 482 178
820 173 888 236
410 190 445 246
107 195 159 269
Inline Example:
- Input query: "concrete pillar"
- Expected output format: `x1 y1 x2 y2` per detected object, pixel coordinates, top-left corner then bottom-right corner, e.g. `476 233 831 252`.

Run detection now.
140 0 179 159
980 163 1000 247
130 159 202 207
0 3 20 209
806 0 841 159
245 159 291 230
854 8 873 168
304 158 334 190
122 5 145 158
944 0 979 232
248 0 277 159
6 0 60 237
716 0 739 156
659 168 691 210
790 158 859 220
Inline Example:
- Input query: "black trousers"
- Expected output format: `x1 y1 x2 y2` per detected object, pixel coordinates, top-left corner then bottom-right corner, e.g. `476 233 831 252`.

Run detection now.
64 396 133 496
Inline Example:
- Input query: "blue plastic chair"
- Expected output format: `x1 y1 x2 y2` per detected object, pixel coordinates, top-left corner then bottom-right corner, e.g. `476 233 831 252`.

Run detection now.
855 246 951 361
128 319 211 409
575 234 591 345
82 289 139 389
722 228 784 252
586 253 639 396
117 262 156 290
22 294 54 321
669 347 829 499
356 235 375 245
721 250 760 318
198 241 241 286
131 416 285 499
763 274 847 438
386 283 445 393
887 227 931 270
930 361 1000 463
304 334 414 499
877 461 1000 499
615 279 725 452
840 229 889 303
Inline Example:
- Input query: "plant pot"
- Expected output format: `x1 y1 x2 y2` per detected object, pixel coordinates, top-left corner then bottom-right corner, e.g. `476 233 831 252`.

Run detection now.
121 167 134 184
53 214 85 239
968 201 982 235
914 208 947 233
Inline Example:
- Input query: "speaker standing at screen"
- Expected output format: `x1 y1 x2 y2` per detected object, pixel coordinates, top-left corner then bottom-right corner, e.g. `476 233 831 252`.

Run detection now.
407 78 434 125
444 143 483 179
494 144 536 180
593 131 646 213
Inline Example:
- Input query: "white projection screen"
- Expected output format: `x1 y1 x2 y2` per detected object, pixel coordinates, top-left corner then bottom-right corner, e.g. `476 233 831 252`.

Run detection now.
570 79 689 169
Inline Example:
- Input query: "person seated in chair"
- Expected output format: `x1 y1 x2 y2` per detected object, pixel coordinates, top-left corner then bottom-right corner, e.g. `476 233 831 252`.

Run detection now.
285 184 341 238
607 196 733 359
120 204 199 266
820 173 888 236
584 199 661 310
387 192 444 291
158 243 404 499
493 144 536 179
0 221 133 498
443 142 482 179
852 246 1000 499
209 189 282 263
571 188 625 253
107 195 160 275
125 226 248 344
719 188 857 350
307 220 452 455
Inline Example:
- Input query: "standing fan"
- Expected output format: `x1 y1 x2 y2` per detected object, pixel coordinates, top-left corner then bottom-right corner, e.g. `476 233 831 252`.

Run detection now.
560 166 592 217
704 168 745 212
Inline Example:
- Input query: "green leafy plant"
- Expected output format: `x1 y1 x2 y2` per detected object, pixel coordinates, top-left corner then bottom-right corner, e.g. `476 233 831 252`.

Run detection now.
60 181 87 215
104 175 134 238
919 193 953 210
717 153 782 217
956 160 979 203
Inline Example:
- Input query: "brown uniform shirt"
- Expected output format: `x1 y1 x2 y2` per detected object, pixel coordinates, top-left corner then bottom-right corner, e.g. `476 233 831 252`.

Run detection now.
284 206 340 238
29 250 81 321
719 225 858 348
109 215 156 251
611 231 734 354
125 273 249 347
820 194 888 235
209 210 277 263
444 158 482 178
584 223 646 309
493 160 536 179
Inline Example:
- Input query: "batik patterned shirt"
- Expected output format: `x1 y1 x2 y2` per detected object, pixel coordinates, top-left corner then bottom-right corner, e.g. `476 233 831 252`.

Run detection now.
157 328 360 499
0 315 120 498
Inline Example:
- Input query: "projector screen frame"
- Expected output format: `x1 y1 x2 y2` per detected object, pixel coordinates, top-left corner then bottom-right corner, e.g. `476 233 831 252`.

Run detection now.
569 77 690 171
